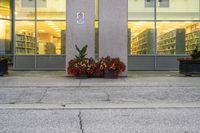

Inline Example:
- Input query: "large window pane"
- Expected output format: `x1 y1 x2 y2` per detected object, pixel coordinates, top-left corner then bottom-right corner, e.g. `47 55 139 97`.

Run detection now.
0 20 11 54
128 0 154 20
37 21 66 55
129 21 155 55
37 0 66 20
15 21 35 54
15 0 35 19
0 0 11 19
157 22 200 55
157 0 200 20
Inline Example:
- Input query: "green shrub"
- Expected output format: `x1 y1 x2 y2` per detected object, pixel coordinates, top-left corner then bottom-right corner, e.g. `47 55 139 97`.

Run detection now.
191 46 200 60
0 56 11 62
75 45 88 60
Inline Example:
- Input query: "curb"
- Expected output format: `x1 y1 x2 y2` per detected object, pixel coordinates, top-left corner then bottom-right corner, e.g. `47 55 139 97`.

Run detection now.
1 103 200 110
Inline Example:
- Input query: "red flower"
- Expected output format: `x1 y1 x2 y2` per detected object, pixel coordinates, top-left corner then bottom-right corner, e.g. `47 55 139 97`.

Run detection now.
67 58 96 76
95 56 126 76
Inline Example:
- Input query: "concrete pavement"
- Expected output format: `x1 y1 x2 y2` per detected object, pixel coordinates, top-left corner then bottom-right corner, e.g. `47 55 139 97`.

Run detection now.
0 86 200 107
0 71 200 133
1 109 200 133
0 71 200 87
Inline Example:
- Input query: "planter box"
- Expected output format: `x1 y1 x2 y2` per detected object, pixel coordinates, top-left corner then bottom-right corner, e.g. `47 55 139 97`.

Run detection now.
0 61 8 76
179 60 200 76
104 72 118 79
75 74 89 79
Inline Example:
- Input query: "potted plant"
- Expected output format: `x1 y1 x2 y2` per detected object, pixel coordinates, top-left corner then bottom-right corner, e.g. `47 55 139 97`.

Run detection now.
67 45 96 78
177 46 200 76
93 61 104 77
0 56 10 76
97 56 126 78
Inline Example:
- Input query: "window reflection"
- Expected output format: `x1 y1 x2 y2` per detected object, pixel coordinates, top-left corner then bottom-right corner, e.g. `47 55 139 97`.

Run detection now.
157 0 199 20
0 0 10 19
157 22 200 55
128 0 154 20
129 22 155 55
37 0 66 20
0 20 11 54
15 21 35 54
37 21 66 55
15 0 35 19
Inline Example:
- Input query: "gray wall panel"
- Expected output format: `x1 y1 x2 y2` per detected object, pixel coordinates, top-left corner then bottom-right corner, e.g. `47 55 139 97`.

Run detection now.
36 55 65 69
156 55 189 70
128 56 155 70
15 55 35 69
99 0 128 75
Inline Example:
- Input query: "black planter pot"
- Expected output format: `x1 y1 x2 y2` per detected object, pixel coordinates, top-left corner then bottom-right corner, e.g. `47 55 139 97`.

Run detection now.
0 61 8 76
104 71 118 79
179 60 200 76
76 74 89 79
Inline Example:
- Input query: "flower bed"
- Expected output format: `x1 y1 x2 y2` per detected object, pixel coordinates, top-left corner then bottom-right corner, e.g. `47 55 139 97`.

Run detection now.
67 56 126 78
68 58 96 78
98 56 126 78
67 45 126 78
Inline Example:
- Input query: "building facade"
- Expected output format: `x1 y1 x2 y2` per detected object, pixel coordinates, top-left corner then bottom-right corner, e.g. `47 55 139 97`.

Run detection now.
0 0 199 71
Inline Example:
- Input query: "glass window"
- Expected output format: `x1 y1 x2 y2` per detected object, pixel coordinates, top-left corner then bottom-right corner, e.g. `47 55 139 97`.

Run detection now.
145 0 155 8
128 0 155 55
37 21 66 55
15 21 35 54
128 0 154 20
129 22 155 55
158 0 169 8
157 0 200 20
37 0 66 20
15 0 35 19
156 22 200 55
0 0 11 19
0 20 11 54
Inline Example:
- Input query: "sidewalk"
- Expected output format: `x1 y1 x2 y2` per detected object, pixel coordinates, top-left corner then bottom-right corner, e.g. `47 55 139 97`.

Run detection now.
0 71 200 108
0 71 200 87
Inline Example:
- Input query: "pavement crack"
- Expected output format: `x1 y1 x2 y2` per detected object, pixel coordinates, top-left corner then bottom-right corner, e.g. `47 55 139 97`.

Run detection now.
78 112 85 133
78 80 82 87
105 93 111 101
36 88 48 103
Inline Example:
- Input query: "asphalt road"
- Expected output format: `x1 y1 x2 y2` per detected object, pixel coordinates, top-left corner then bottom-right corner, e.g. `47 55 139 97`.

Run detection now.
1 86 200 133
0 108 200 133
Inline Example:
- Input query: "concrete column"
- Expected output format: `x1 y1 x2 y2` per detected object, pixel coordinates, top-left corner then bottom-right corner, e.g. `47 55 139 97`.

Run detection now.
99 0 128 76
66 0 95 70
